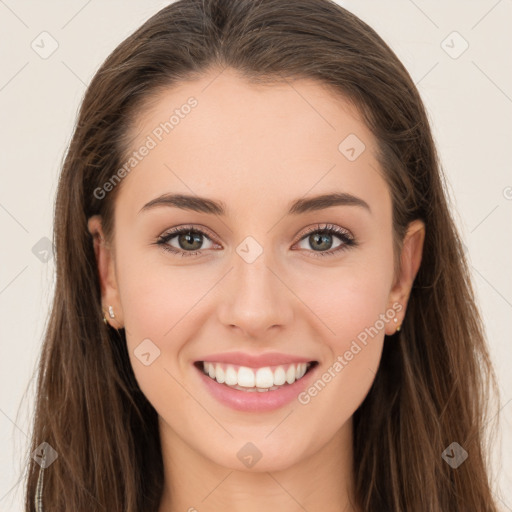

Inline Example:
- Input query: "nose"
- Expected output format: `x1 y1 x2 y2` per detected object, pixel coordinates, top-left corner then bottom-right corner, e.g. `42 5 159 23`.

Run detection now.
216 248 294 340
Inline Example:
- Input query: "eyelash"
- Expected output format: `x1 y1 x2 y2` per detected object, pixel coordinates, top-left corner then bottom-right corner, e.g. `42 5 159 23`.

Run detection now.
154 223 357 259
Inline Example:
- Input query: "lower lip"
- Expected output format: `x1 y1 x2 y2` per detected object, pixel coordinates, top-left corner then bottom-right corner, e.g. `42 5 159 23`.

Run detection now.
196 364 318 412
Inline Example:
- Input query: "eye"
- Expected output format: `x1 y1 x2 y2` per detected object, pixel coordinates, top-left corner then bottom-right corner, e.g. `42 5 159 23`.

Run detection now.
154 223 357 258
155 225 217 257
293 223 356 258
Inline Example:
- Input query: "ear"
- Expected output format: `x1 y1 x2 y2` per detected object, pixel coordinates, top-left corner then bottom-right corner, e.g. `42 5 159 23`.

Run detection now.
87 215 124 328
385 219 425 335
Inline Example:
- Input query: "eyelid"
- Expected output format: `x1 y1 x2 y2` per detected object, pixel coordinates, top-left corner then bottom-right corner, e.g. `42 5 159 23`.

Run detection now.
295 223 353 241
157 224 217 244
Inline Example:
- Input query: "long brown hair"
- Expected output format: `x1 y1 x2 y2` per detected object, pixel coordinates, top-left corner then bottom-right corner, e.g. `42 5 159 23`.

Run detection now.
20 0 500 510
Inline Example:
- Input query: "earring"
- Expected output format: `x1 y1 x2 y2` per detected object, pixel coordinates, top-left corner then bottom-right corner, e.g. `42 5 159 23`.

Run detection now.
103 305 115 325
393 317 402 333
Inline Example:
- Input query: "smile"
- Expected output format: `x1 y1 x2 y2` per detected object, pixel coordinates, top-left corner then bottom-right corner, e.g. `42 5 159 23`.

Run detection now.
194 356 319 412
200 361 313 391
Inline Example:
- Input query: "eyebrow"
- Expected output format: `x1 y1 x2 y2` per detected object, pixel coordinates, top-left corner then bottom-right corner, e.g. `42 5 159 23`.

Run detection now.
139 192 371 216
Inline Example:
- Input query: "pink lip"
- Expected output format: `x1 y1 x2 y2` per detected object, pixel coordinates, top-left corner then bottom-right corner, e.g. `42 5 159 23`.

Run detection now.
194 358 319 413
197 351 314 368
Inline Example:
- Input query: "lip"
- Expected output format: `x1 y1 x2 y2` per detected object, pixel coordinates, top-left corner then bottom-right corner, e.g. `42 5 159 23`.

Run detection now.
197 351 314 368
194 355 319 412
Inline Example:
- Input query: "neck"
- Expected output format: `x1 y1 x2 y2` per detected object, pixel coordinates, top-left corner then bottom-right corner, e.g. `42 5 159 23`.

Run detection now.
157 417 359 512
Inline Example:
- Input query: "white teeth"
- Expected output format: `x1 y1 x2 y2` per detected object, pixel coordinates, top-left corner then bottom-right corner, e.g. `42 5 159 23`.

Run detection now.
215 365 225 384
285 365 296 384
255 367 274 388
237 366 255 387
201 361 312 390
273 366 286 385
225 365 237 386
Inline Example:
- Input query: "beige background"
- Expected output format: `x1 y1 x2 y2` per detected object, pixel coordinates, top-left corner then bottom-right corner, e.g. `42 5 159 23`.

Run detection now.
1 0 511 510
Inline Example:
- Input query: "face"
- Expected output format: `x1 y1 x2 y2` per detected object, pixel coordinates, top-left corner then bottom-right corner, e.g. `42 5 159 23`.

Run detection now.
89 67 423 472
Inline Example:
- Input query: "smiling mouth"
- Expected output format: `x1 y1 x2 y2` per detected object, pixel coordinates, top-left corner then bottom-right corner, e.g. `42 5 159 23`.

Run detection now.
195 361 319 392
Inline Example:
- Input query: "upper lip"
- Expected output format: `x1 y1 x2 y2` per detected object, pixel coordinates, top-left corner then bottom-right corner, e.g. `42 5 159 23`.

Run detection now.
197 351 316 368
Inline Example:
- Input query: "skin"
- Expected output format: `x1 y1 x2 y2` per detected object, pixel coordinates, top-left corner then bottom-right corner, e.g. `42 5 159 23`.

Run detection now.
88 67 424 512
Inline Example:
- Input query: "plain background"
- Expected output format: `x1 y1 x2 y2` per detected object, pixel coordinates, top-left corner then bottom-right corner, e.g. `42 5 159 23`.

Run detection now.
0 1 511 510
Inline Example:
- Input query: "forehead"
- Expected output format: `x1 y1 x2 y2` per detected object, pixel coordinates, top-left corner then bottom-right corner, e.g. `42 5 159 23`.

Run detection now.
117 67 389 217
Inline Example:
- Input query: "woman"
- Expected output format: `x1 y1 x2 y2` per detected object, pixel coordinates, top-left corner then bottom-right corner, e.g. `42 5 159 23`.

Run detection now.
24 0 501 510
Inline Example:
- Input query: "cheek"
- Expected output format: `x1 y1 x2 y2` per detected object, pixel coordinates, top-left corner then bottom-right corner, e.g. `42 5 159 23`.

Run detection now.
115 256 207 424
114 248 225 406
292 252 394 413
294 290 389 445
116 247 211 341
297 259 394 349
